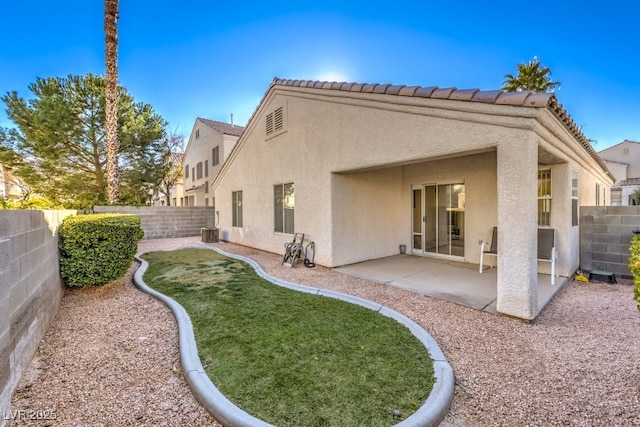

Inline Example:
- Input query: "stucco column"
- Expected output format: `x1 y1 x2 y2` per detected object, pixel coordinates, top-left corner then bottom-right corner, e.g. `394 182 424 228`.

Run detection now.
496 140 538 319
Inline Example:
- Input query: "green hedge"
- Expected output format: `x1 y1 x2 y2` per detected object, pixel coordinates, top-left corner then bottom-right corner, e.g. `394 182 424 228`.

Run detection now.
628 235 640 311
59 213 144 287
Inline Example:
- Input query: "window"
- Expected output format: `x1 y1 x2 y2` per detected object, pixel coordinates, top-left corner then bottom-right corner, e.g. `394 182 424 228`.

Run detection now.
538 170 552 227
596 183 601 206
196 129 200 139
212 146 220 166
185 165 189 178
205 198 209 206
204 181 209 193
192 167 195 182
205 160 209 177
232 191 243 227
571 169 578 226
197 162 203 179
266 106 284 136
274 183 294 233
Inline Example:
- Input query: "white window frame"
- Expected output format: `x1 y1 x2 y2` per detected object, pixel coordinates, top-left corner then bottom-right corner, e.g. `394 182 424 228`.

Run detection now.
538 170 552 227
274 182 294 234
232 191 243 227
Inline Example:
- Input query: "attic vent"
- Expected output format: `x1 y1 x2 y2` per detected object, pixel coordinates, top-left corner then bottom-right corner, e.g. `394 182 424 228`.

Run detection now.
266 113 274 135
266 106 284 136
274 107 283 131
623 147 630 156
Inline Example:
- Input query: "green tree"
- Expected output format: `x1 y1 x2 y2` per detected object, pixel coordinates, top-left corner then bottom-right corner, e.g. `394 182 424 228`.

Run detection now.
0 74 168 208
156 132 184 206
502 56 561 93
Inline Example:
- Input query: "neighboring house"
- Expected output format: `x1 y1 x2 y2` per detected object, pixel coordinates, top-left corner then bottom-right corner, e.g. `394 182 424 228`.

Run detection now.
212 78 614 320
0 164 26 200
598 140 640 205
181 118 244 207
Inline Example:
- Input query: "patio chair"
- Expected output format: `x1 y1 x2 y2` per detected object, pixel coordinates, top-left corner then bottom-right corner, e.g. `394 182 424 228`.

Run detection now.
282 233 305 268
479 226 498 273
479 226 557 285
538 228 557 285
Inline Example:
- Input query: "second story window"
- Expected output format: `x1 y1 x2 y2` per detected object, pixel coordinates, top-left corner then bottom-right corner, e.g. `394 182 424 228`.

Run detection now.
197 162 203 180
185 165 189 178
212 146 220 166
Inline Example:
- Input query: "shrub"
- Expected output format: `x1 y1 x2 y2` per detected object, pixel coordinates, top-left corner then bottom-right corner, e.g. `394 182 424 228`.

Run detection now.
59 213 144 287
628 235 640 311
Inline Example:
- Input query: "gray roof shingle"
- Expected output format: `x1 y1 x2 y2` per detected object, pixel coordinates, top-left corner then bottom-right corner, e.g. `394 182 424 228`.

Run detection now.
197 118 244 137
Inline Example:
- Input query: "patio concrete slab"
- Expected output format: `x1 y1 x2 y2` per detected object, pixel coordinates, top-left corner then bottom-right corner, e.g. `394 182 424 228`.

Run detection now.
335 255 567 316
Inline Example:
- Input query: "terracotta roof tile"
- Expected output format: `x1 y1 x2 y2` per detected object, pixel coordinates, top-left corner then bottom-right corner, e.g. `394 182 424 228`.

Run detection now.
414 86 438 97
385 84 405 95
373 84 392 94
399 86 420 96
266 77 612 179
449 89 480 101
472 90 503 103
431 87 457 98
361 84 377 93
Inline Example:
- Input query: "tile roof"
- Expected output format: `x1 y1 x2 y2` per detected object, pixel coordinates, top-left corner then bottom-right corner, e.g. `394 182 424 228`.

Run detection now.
618 177 640 187
269 78 611 179
197 118 244 137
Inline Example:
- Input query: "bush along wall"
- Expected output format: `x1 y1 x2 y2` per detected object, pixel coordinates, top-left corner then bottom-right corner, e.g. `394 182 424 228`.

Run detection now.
628 234 640 312
59 213 144 287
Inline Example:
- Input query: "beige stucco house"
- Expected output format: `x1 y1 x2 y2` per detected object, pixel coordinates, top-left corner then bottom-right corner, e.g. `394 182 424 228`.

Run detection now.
180 118 244 207
212 78 614 320
598 140 640 205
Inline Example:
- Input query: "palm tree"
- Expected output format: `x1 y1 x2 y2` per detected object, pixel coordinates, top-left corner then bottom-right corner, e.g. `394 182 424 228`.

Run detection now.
104 0 119 203
502 56 561 93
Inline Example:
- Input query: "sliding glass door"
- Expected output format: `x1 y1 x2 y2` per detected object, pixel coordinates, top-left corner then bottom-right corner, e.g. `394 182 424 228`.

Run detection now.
412 183 465 257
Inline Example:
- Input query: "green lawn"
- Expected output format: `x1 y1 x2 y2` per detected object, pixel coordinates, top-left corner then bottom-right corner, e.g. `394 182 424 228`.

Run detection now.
142 248 434 426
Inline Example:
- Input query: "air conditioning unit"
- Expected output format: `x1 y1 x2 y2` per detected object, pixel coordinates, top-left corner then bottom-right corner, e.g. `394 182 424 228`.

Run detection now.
201 227 219 243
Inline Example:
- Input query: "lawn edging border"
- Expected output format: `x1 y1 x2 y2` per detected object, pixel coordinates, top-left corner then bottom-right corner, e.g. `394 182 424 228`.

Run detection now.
134 245 454 427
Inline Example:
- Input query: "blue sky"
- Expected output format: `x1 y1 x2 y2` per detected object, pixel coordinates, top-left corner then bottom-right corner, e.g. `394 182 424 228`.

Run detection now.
1 1 638 150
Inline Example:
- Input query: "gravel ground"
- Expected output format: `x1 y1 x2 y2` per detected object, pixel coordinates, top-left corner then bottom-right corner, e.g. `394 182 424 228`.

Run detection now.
10 237 640 426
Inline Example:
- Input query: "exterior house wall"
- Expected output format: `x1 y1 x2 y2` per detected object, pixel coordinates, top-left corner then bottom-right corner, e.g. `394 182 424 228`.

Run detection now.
213 80 614 319
599 141 640 206
181 120 242 207
0 210 76 423
603 160 628 183
182 124 220 207
600 142 640 178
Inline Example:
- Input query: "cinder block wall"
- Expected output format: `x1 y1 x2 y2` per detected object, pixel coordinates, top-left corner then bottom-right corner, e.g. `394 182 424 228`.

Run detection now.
0 210 76 424
580 206 640 277
93 206 215 239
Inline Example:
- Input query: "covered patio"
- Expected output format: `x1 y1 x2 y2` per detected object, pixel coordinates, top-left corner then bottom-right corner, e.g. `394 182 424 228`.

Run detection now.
335 254 567 317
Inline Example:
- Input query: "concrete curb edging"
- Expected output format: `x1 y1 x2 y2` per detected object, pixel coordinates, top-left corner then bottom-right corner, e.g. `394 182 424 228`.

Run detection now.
134 245 454 427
